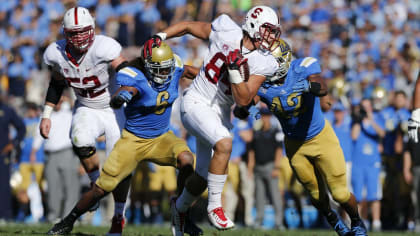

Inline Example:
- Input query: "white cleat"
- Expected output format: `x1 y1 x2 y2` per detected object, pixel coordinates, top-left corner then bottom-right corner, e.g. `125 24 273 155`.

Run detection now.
171 197 186 236
208 207 235 230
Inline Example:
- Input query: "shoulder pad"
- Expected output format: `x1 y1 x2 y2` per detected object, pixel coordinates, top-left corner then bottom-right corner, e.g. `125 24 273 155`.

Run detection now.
299 57 318 68
43 42 60 66
211 14 240 32
119 67 139 78
94 35 122 62
173 54 183 69
247 53 278 77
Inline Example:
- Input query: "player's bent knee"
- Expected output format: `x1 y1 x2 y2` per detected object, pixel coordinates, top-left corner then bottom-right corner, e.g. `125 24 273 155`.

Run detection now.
331 187 351 204
73 146 96 159
96 174 119 193
214 138 232 155
177 151 194 167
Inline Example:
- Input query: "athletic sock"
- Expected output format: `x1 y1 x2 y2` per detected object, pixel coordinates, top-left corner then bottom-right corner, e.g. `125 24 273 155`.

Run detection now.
87 169 100 183
176 188 197 213
114 202 126 218
65 207 83 224
207 173 227 212
325 210 339 227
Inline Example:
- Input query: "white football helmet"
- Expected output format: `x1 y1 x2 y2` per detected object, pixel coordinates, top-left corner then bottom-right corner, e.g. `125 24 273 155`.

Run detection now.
63 7 95 52
242 5 282 52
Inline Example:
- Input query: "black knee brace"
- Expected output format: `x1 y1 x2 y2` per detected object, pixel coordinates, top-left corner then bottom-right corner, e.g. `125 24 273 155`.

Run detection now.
73 146 96 159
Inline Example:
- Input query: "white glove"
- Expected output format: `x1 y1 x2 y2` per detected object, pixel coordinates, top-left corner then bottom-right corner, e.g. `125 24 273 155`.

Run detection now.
408 109 420 143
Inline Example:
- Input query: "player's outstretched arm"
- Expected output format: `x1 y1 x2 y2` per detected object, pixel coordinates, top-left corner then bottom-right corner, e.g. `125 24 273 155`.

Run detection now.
110 86 139 109
144 22 211 58
182 65 200 80
40 70 66 139
163 21 211 40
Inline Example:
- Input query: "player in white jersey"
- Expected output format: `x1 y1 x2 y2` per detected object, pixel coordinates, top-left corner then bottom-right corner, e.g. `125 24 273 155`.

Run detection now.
144 5 281 234
39 7 129 236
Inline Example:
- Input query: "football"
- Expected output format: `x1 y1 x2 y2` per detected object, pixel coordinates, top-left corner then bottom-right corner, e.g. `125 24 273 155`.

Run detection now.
239 60 250 82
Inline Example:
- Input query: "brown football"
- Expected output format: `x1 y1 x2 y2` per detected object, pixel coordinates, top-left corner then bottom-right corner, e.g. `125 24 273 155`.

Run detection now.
239 60 250 82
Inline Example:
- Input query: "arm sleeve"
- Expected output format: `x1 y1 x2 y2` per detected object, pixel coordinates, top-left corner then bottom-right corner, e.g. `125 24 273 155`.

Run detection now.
46 78 67 105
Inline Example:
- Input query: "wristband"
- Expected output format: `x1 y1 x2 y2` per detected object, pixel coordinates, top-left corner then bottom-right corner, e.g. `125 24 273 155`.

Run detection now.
228 69 244 84
156 32 167 41
42 105 54 119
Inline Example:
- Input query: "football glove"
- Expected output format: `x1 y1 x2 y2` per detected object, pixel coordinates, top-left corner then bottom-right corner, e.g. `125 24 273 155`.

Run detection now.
143 34 163 59
226 49 247 84
233 105 250 120
226 49 247 70
110 90 133 109
292 79 310 93
408 109 420 143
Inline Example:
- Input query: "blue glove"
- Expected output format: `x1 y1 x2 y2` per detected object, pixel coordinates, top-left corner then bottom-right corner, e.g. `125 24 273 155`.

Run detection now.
292 79 310 93
110 90 133 109
117 90 133 103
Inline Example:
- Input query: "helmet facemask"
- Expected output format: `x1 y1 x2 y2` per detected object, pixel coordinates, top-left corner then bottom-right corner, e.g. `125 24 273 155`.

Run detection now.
143 42 176 90
257 23 282 52
64 26 95 52
267 39 292 83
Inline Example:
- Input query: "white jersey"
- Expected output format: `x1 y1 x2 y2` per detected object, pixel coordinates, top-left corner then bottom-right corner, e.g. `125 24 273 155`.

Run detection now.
189 14 278 108
43 35 122 109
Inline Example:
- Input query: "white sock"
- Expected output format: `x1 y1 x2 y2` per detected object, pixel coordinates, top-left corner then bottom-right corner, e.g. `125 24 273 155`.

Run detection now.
114 202 125 217
176 189 197 213
87 169 100 183
207 173 227 212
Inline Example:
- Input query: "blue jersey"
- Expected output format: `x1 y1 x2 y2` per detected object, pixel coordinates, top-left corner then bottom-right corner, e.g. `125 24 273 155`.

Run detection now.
116 61 184 139
380 106 410 155
20 117 44 163
258 57 324 140
352 112 385 166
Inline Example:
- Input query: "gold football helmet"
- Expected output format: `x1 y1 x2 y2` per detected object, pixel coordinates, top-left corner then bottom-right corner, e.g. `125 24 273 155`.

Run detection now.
267 38 292 82
144 42 175 87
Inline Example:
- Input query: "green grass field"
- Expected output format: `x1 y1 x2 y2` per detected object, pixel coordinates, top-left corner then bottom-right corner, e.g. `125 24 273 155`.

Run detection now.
0 224 417 236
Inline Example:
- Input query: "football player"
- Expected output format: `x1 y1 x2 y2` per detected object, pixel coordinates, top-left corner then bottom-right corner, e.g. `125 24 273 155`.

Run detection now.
143 6 281 233
235 39 368 236
47 43 204 236
40 6 129 234
408 73 420 144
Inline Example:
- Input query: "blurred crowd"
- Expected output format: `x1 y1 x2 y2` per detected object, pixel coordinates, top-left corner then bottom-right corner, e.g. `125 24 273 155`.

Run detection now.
0 0 419 232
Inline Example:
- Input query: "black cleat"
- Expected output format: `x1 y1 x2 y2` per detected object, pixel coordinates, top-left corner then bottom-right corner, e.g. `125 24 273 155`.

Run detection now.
184 211 203 236
47 219 74 235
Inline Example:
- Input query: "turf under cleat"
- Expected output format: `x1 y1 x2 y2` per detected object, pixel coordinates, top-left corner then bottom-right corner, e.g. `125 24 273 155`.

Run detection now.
47 219 74 235
333 218 353 236
208 207 235 230
352 219 368 236
171 197 186 236
106 215 125 236
184 211 203 236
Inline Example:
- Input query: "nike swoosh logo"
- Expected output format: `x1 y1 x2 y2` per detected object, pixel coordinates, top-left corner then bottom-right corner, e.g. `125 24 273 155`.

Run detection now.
86 68 91 72
217 222 227 227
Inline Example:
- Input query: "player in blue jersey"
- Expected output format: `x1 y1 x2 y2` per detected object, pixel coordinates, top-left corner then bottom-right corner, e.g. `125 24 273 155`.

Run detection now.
47 43 205 236
235 39 367 236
